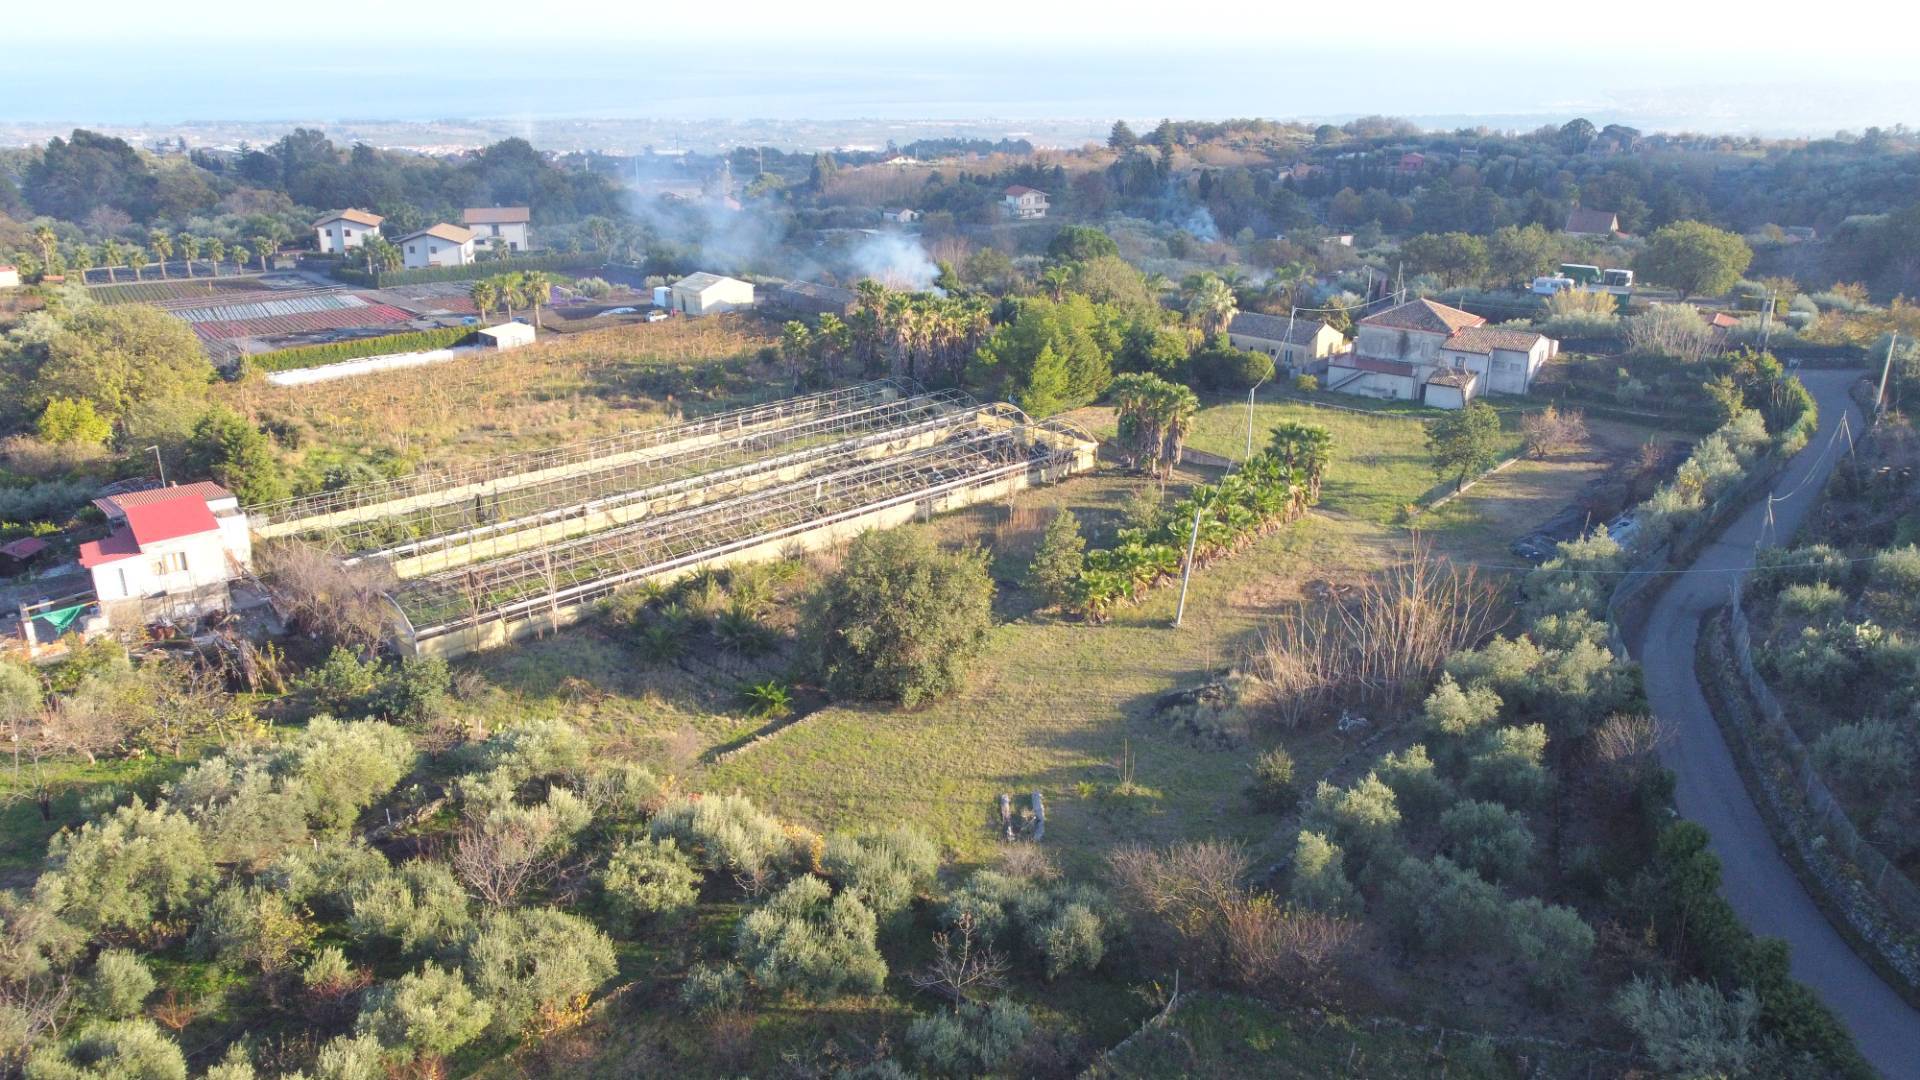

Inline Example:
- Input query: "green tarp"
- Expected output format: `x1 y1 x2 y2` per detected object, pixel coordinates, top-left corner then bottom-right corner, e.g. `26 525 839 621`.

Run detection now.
32 603 90 636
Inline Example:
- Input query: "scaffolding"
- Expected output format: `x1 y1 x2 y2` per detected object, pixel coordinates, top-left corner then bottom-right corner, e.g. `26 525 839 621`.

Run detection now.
250 378 1097 660
249 379 929 536
348 397 1012 579
391 414 1094 657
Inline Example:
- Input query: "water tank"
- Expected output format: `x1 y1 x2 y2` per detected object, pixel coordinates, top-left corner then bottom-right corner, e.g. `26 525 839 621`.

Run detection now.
653 286 670 309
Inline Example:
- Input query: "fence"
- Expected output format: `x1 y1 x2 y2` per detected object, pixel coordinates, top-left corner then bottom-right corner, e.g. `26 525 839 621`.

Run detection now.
329 254 601 289
1724 593 1920 985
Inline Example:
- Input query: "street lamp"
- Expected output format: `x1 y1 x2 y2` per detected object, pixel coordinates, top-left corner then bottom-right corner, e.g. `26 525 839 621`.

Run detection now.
145 445 166 486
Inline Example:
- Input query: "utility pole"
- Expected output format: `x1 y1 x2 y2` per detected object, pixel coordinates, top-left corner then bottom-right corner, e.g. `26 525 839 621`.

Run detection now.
1172 504 1204 628
145 445 166 486
1875 333 1898 417
1246 371 1269 461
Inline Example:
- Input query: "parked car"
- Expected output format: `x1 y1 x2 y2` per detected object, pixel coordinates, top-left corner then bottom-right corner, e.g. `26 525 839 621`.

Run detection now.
645 310 670 322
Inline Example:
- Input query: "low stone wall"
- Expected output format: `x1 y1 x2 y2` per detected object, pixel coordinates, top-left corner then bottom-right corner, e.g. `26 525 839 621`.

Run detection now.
1713 600 1920 997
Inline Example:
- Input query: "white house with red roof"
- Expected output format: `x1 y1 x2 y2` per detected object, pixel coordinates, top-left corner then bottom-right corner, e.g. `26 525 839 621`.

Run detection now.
313 209 385 254
78 483 253 627
1003 186 1050 220
1326 298 1555 406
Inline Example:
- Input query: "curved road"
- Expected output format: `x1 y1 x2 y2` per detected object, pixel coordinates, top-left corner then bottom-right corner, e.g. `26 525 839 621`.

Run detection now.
1634 369 1920 1078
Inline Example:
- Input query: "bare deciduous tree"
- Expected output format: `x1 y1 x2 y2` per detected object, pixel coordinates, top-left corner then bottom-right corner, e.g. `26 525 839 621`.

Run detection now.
257 540 398 650
908 914 1009 1005
1521 405 1589 459
451 812 568 908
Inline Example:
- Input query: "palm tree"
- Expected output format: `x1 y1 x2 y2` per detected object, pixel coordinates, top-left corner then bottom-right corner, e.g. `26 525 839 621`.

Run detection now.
149 231 172 279
470 279 498 322
1269 420 1334 503
31 226 57 275
519 272 551 330
99 238 123 283
69 244 95 285
176 234 199 278
1039 265 1073 302
204 238 226 277
251 234 276 272
497 275 523 321
126 248 148 281
1182 273 1238 340
228 244 249 274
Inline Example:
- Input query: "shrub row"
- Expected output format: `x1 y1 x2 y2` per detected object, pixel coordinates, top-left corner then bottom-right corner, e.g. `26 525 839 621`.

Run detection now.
1074 451 1313 620
330 254 600 288
250 326 478 372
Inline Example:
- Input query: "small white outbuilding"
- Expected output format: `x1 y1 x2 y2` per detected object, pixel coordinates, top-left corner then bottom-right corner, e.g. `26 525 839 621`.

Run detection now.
668 272 755 315
476 322 537 350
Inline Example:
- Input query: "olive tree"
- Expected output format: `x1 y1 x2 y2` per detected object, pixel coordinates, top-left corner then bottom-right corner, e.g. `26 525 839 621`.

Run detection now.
601 837 700 923
822 826 940 922
464 907 616 1036
24 1019 186 1080
355 964 491 1060
734 875 887 1000
802 529 994 706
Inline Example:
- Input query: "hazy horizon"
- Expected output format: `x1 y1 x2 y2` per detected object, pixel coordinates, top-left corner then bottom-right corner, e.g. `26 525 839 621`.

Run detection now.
5 36 1918 142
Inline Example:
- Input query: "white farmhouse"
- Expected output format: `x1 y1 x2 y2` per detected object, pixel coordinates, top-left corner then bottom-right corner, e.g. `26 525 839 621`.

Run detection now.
78 483 253 629
0 264 20 289
882 208 920 224
462 206 533 252
1003 185 1050 220
1324 298 1555 406
312 209 384 254
398 224 477 269
668 272 755 315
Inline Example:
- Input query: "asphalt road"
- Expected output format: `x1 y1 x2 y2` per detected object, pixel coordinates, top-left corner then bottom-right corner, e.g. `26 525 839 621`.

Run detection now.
1633 368 1920 1078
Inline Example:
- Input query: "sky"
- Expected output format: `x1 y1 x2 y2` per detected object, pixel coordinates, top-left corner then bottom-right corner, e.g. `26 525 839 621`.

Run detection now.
7 0 1919 135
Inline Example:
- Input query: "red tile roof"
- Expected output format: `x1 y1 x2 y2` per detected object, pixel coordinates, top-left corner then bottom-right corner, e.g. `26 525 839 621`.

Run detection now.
124 497 219 547
1359 298 1485 335
0 537 48 559
1332 355 1415 377
94 481 234 518
314 208 384 228
77 529 140 568
1443 327 1548 354
1004 185 1047 197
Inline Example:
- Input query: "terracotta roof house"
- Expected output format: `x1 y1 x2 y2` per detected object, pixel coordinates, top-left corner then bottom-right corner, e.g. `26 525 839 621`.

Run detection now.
1333 298 1556 402
462 207 533 252
313 209 384 254
398 224 477 269
1003 186 1050 220
1564 208 1621 237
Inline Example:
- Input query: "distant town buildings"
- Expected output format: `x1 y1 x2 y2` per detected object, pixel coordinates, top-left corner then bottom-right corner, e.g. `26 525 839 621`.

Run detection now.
462 206 532 252
669 272 755 315
1003 185 1050 220
313 209 384 254
398 224 477 269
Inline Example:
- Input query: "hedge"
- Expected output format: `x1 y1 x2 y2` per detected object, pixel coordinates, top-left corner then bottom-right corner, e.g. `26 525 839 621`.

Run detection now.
250 326 477 372
330 254 601 288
